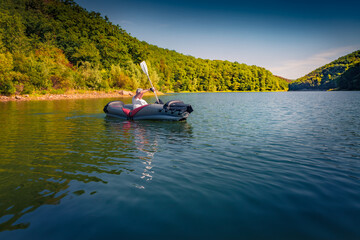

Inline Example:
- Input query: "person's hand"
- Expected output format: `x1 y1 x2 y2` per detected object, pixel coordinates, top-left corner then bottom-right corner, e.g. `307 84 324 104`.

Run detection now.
150 87 155 92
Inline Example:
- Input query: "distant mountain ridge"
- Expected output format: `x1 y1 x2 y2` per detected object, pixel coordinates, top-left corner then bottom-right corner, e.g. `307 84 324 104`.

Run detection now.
274 75 292 83
289 50 360 90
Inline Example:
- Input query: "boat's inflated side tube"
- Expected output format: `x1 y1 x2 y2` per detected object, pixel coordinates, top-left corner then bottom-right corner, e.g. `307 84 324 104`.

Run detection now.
163 100 193 114
103 101 124 113
103 101 131 118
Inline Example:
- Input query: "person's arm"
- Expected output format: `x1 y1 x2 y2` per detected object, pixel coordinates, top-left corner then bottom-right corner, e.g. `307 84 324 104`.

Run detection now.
134 88 151 99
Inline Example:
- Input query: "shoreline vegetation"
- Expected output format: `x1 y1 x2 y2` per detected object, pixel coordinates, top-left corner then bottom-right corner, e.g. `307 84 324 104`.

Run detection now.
0 0 358 99
288 51 360 91
0 89 292 102
0 0 289 98
0 89 163 102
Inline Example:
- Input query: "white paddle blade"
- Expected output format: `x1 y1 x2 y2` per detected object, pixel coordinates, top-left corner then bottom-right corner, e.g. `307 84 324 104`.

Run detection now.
140 61 148 75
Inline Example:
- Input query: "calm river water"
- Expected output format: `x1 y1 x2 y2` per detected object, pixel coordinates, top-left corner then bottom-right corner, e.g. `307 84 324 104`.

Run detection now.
0 92 359 239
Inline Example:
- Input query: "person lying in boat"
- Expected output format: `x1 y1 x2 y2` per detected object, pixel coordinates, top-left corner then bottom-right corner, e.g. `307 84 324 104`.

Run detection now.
132 87 155 109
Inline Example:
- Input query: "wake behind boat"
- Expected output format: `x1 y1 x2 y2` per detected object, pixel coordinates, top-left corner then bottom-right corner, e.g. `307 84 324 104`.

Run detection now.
103 100 193 121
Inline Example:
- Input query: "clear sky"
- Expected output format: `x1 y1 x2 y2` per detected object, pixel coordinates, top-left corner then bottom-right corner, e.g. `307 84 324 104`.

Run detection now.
75 0 360 79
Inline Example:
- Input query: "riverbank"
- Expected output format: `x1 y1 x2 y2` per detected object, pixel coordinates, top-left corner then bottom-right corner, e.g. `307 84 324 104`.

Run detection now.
0 89 293 102
0 90 163 102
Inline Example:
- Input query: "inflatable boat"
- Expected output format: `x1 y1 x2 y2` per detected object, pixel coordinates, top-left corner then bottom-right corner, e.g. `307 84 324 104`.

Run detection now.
103 100 193 121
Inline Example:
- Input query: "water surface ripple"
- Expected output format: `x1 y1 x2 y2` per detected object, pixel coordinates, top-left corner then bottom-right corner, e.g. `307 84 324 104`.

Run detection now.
0 92 359 239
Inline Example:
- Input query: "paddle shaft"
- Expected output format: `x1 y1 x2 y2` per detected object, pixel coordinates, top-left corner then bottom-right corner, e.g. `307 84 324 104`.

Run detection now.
146 74 159 103
141 61 160 103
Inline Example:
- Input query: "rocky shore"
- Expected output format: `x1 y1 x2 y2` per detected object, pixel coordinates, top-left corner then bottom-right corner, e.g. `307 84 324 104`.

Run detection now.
0 90 137 102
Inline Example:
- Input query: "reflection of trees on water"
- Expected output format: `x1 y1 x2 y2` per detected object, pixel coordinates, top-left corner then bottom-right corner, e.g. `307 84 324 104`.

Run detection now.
0 116 122 231
0 100 116 231
0 127 124 232
0 109 193 232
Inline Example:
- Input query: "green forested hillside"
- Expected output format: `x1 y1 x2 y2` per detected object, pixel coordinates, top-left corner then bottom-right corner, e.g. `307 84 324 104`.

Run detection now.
336 62 360 90
289 50 360 91
0 0 288 95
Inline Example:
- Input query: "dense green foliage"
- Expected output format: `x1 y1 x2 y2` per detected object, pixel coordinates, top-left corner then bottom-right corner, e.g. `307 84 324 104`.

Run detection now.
289 50 360 91
0 0 288 95
336 62 360 90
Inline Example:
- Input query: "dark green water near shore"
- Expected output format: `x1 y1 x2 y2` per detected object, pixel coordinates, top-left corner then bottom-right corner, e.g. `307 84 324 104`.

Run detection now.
0 92 359 239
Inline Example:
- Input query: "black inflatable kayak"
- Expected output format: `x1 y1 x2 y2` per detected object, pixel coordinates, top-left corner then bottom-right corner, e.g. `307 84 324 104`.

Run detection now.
104 100 193 121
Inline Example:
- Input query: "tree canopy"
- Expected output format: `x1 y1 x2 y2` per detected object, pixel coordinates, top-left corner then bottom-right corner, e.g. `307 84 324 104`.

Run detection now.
336 62 360 90
0 0 288 95
289 50 360 91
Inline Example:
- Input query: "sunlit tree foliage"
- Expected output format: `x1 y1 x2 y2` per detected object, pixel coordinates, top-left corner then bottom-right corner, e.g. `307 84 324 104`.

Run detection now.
0 0 289 95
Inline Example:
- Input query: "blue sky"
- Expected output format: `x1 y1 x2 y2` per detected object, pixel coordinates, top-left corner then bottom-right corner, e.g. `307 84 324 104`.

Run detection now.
75 0 360 79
